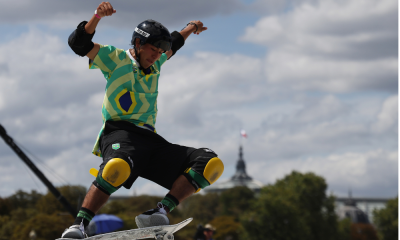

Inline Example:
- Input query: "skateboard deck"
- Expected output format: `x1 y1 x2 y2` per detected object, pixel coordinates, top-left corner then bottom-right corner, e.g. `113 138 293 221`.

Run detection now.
57 218 192 240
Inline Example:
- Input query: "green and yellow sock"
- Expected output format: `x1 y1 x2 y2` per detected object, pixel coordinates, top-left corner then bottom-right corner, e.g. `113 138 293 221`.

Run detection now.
74 207 95 228
160 194 180 212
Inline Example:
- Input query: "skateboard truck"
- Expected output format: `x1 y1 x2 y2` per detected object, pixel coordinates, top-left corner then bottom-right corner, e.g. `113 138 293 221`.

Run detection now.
155 231 174 240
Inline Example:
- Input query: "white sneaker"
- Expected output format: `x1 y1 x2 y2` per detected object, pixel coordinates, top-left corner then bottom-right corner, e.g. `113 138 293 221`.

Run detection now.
135 202 170 228
61 222 87 239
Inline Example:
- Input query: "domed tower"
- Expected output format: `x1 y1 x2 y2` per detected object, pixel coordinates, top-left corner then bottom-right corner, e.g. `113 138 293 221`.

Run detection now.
204 145 263 193
231 146 253 182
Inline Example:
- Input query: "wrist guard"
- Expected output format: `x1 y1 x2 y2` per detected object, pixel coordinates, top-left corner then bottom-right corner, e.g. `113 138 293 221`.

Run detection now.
169 31 185 59
68 21 95 57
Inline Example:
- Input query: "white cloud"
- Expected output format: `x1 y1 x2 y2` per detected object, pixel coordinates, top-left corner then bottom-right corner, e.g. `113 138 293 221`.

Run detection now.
158 62 397 197
0 28 105 196
0 0 244 29
249 0 320 15
243 0 396 50
248 149 397 197
246 94 397 158
161 52 263 101
264 54 396 92
372 95 398 134
240 0 397 93
157 52 264 128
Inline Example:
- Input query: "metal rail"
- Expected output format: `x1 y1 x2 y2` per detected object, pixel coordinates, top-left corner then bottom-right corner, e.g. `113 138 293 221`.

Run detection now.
0 124 77 217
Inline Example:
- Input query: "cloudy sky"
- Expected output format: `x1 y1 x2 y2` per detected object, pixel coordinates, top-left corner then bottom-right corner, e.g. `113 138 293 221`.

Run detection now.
0 0 397 200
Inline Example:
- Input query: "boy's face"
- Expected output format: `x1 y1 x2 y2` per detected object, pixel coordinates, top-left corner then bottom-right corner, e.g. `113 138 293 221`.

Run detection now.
137 42 164 69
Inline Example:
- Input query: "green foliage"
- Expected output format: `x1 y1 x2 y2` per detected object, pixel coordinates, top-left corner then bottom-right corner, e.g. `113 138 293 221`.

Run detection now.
0 186 84 240
0 215 13 239
373 197 398 240
123 195 161 214
7 190 43 210
11 213 74 240
172 193 220 240
241 171 347 240
337 218 352 240
100 199 129 215
177 187 254 240
210 216 242 240
0 197 12 215
36 185 86 214
220 186 255 220
0 207 40 239
180 192 220 224
0 175 373 240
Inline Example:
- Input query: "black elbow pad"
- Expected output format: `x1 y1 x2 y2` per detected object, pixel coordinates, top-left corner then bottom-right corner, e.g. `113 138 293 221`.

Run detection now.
68 21 95 57
169 31 185 59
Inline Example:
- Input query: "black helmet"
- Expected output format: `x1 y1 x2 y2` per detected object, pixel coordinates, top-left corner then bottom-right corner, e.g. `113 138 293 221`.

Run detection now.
131 19 172 52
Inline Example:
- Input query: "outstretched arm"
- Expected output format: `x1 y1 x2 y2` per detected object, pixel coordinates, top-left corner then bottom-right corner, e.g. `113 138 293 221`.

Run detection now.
86 2 116 60
68 2 116 60
166 20 207 59
180 21 208 40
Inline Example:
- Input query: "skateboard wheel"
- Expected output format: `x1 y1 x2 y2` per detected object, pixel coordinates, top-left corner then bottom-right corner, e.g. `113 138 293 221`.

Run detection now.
156 235 163 240
164 233 174 240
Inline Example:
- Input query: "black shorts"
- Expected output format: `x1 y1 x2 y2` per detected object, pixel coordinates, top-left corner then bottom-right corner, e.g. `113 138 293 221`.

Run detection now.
98 121 216 190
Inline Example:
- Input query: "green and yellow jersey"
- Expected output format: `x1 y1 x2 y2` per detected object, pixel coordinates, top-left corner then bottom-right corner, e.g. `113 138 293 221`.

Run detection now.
89 44 168 157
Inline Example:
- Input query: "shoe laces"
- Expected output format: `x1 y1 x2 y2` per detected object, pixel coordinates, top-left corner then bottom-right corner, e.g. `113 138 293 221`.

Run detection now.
157 202 168 215
79 221 88 238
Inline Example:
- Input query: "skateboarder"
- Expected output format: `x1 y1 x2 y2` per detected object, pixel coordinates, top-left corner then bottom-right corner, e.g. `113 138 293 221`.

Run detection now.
62 2 224 239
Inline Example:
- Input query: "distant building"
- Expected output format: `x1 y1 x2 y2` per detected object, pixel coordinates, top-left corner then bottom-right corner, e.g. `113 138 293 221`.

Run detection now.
335 193 390 224
336 197 370 223
204 146 263 193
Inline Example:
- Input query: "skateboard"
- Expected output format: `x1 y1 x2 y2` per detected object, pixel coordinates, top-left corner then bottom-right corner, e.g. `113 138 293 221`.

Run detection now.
57 218 192 240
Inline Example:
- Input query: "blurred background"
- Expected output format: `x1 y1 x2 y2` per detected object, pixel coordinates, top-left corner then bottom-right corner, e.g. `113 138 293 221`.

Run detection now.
0 0 397 239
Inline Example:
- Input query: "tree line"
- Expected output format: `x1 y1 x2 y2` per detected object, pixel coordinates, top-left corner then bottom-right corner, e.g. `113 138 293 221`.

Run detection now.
0 171 397 240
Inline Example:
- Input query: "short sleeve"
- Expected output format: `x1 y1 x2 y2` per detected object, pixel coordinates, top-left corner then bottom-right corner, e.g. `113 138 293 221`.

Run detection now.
154 53 168 70
89 44 126 74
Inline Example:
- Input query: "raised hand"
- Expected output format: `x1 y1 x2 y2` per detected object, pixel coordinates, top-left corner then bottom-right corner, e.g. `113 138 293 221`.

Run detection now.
96 2 116 18
189 20 207 35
